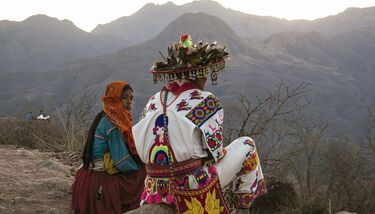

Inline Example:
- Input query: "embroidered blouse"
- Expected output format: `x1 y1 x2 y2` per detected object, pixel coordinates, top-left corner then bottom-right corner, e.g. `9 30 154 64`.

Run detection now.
92 116 140 172
133 88 225 164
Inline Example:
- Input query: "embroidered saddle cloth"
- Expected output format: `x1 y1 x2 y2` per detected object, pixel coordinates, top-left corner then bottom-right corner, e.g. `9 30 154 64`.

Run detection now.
174 176 230 214
141 159 229 214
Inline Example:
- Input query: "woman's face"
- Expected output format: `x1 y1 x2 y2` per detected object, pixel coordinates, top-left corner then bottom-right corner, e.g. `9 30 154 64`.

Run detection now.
121 88 134 111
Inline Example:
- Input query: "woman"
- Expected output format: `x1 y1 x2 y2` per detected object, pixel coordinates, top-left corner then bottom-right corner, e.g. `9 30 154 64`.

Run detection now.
72 81 146 214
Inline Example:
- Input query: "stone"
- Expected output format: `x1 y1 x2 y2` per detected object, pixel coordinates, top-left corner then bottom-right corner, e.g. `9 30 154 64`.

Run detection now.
126 204 175 214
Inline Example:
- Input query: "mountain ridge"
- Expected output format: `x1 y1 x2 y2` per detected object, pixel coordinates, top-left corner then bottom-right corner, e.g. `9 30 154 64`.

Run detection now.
1 12 374 138
91 1 375 43
0 14 129 73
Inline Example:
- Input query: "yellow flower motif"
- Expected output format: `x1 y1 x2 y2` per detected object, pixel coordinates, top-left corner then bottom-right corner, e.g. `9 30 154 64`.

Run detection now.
205 189 224 214
183 197 204 214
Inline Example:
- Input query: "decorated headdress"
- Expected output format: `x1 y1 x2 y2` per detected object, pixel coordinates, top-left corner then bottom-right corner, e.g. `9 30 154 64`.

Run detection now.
151 34 229 85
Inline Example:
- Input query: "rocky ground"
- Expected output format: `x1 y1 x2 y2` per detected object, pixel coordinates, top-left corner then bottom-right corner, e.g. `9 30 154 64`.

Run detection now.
0 145 173 214
0 145 80 214
0 144 357 214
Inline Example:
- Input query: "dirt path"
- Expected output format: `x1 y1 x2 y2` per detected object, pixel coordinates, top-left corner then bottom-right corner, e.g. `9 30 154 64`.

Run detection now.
0 145 175 214
0 145 77 214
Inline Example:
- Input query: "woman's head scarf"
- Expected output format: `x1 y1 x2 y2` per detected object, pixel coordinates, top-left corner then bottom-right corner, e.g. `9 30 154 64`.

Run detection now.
101 81 138 157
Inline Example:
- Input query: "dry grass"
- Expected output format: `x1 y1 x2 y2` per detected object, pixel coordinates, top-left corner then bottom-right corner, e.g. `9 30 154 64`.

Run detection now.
0 117 69 152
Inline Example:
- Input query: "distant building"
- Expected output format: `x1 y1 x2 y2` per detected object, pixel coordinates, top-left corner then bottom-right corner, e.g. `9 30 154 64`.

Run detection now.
36 110 50 120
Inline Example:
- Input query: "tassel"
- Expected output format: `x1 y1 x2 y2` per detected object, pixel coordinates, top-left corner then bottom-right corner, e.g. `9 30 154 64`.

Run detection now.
141 190 147 200
146 194 153 204
154 193 162 204
166 193 174 205
95 185 103 200
208 165 217 176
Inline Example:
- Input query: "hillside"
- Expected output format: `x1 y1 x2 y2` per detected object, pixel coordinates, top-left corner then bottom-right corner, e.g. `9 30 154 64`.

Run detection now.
1 12 374 136
0 15 128 73
92 0 375 43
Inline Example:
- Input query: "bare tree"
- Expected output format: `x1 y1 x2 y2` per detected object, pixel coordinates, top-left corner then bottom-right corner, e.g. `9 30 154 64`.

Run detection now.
56 86 98 151
324 136 375 213
223 82 375 213
286 117 328 205
363 106 375 154
223 82 314 212
224 82 311 167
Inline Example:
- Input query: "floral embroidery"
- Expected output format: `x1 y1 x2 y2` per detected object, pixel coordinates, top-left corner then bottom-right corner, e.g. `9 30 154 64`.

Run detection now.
186 95 222 127
177 99 191 111
139 102 157 120
183 198 204 214
190 90 203 100
204 127 223 151
205 189 225 214
149 103 156 111
174 177 230 214
181 185 227 214
237 151 258 176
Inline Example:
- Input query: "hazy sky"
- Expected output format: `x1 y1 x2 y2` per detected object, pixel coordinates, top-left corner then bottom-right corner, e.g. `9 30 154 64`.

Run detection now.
1 0 375 32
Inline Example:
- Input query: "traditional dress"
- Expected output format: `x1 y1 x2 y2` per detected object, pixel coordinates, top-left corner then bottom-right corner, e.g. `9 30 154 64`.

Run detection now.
133 84 266 213
133 35 266 213
71 81 146 214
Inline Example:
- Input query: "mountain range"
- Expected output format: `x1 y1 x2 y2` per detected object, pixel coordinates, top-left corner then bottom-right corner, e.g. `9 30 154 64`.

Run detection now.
0 15 128 73
0 0 374 137
92 1 375 43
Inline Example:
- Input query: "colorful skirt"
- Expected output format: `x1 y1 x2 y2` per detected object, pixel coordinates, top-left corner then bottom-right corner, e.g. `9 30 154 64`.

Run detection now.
71 167 146 214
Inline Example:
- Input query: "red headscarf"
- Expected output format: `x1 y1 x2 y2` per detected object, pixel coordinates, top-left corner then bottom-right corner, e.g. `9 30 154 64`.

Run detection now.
101 81 138 157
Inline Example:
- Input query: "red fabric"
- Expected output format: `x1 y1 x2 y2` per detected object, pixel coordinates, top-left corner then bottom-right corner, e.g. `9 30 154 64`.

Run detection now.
71 167 146 214
166 81 198 96
233 179 267 209
101 81 139 159
174 177 230 214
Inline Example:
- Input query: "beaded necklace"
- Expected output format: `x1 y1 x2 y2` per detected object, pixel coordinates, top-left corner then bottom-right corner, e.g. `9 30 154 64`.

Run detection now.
160 88 178 191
